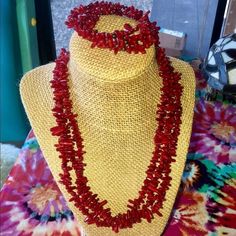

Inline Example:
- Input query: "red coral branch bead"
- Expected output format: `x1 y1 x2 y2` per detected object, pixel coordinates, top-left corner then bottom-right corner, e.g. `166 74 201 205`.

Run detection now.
50 2 183 233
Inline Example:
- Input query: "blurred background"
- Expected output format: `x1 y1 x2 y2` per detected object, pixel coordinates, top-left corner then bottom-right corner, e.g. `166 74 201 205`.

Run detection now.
0 0 235 145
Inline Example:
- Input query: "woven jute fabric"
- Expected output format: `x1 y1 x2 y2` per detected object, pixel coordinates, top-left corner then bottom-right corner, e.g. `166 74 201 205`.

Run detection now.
20 15 195 235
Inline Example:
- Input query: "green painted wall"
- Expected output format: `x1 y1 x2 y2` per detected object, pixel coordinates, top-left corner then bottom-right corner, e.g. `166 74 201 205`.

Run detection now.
0 1 30 142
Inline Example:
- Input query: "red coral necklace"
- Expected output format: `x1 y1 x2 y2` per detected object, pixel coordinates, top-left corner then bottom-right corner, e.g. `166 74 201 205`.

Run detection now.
50 2 183 233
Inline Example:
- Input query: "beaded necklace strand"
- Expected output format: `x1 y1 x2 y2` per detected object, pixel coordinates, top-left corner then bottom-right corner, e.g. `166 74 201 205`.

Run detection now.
50 2 183 233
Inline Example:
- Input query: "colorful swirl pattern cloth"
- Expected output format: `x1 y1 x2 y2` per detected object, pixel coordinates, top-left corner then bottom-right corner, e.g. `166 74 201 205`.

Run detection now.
0 68 236 235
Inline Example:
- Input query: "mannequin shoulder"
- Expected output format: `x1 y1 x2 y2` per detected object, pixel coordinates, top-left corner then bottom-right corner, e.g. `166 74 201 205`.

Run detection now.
20 63 56 111
169 57 196 92
20 63 55 99
170 57 195 81
169 57 194 72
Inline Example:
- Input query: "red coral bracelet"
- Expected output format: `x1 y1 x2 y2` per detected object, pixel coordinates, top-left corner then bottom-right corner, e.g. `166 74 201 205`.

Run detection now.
66 1 159 54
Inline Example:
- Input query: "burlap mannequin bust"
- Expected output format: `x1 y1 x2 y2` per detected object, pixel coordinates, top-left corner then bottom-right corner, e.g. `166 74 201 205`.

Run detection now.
20 8 195 236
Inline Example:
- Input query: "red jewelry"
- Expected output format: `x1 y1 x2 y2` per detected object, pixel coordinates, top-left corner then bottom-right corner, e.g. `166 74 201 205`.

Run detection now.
66 1 159 54
50 2 183 233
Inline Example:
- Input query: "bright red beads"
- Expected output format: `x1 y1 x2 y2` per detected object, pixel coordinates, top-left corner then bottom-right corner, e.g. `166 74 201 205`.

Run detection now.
66 1 159 54
50 2 183 233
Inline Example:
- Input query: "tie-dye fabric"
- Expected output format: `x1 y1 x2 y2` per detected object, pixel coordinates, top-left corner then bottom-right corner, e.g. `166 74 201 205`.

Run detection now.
0 67 235 235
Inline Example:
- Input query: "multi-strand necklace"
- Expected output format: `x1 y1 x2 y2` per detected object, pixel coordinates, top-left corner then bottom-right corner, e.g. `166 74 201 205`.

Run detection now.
50 2 183 233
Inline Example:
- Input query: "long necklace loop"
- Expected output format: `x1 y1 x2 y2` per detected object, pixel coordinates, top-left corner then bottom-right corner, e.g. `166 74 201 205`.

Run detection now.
50 2 183 233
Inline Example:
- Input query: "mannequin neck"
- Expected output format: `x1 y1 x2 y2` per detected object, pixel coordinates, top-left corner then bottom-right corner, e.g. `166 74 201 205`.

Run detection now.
69 57 160 132
67 15 160 132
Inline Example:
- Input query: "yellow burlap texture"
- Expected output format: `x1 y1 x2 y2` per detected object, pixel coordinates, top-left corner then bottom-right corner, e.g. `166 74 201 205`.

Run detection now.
20 15 195 235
